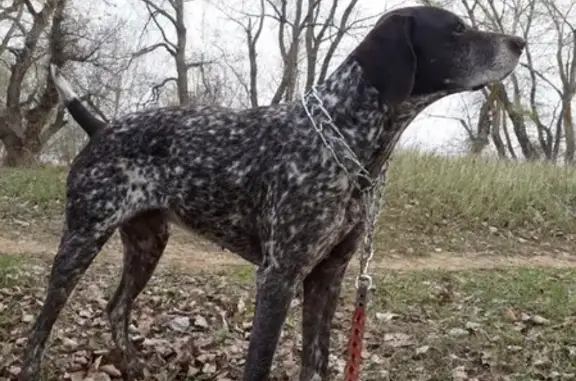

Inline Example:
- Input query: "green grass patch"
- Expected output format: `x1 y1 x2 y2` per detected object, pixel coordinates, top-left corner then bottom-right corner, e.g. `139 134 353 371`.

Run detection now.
365 267 576 379
0 252 25 287
372 267 576 318
220 264 254 283
0 166 66 218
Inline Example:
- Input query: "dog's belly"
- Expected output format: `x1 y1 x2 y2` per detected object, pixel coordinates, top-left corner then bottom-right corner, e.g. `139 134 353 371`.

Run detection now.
165 188 366 269
166 205 262 264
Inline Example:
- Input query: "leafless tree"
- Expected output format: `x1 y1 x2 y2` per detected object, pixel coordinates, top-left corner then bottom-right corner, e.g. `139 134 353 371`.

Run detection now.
214 0 266 108
461 0 540 160
216 0 378 107
134 0 217 106
0 0 70 166
425 0 575 162
534 0 575 162
0 0 133 166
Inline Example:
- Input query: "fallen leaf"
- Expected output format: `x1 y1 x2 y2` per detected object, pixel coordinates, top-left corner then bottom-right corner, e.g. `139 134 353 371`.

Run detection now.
465 321 481 331
375 312 399 322
202 363 217 374
84 372 111 381
452 366 468 381
168 316 190 332
520 312 531 322
415 345 430 356
78 308 92 318
531 315 550 325
502 307 517 322
448 328 469 337
237 298 246 314
99 364 121 377
61 337 79 351
8 365 21 376
68 371 85 381
194 315 209 329
383 333 413 348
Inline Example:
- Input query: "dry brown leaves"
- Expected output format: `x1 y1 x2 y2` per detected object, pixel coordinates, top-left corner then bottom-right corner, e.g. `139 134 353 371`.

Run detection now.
0 262 355 381
2 260 576 381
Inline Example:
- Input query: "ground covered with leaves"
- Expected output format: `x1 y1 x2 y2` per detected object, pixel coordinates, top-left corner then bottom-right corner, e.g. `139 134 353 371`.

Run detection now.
1 253 576 381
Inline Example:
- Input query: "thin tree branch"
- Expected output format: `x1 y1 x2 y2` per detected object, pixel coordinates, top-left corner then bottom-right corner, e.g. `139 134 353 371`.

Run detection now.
140 0 177 26
132 42 176 58
22 0 36 16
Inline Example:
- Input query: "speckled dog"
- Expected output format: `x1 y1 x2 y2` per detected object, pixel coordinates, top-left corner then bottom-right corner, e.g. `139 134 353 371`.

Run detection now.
20 6 525 381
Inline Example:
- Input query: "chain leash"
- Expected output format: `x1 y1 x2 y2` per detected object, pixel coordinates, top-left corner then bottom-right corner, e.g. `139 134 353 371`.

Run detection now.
301 87 387 288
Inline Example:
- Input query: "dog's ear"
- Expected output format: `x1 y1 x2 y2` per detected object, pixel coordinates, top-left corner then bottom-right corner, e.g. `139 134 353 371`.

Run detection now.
353 14 416 105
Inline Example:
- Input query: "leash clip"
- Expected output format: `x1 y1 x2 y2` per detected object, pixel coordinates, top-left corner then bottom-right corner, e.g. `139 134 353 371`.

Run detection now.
355 273 373 290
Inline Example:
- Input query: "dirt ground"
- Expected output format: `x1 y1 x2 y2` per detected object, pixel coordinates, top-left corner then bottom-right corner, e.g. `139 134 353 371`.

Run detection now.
2 225 576 272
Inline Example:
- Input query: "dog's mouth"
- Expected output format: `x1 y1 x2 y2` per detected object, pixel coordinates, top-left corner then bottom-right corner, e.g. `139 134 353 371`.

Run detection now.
448 81 487 92
471 68 518 91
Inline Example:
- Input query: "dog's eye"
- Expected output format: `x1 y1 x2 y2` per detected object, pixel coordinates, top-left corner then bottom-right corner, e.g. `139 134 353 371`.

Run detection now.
453 21 466 34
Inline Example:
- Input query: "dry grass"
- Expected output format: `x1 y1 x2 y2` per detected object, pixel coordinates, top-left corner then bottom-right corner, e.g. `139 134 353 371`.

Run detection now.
384 151 576 233
1 151 575 258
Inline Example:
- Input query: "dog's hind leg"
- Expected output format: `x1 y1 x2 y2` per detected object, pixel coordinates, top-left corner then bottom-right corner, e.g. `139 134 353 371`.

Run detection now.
300 224 364 381
19 225 115 381
106 210 169 379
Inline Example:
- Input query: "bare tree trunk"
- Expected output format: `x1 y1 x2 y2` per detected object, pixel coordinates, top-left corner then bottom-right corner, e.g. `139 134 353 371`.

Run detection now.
136 0 215 105
217 0 265 108
563 98 575 163
494 82 538 160
491 102 507 159
173 0 189 105
471 99 491 154
247 15 262 108
2 133 36 166
560 27 576 163
0 0 68 167
268 0 304 104
304 0 360 91
220 0 365 106
501 112 517 159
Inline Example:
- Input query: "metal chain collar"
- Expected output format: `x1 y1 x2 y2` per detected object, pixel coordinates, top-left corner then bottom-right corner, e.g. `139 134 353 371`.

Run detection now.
301 87 388 289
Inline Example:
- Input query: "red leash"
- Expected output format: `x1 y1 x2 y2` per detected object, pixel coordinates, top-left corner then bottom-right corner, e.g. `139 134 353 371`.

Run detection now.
343 281 369 381
343 162 387 380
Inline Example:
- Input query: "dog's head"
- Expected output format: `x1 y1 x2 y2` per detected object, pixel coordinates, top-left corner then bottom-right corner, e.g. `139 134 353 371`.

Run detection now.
353 6 525 104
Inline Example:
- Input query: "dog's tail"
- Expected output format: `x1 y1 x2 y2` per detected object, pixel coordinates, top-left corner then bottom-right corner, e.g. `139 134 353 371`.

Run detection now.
50 64 106 137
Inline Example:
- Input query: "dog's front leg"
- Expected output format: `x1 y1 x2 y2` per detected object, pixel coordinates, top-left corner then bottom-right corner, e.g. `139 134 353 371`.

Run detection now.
300 224 364 381
243 264 299 381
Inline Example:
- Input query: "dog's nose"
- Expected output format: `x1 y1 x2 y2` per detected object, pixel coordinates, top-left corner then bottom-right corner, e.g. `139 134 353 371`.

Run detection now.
507 36 526 55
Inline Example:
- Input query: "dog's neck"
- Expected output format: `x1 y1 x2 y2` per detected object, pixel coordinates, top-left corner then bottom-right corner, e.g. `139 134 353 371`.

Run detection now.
301 57 445 178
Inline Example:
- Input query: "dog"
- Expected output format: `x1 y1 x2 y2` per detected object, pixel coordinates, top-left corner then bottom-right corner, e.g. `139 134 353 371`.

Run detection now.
19 5 525 381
